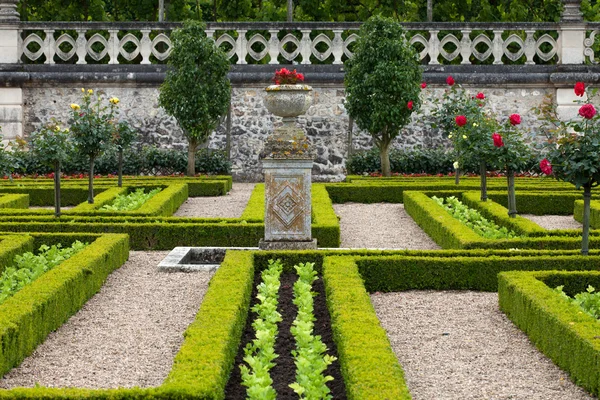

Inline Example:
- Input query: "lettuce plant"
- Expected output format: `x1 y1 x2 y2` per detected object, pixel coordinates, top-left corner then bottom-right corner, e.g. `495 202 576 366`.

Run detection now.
289 262 337 399
101 188 161 211
240 259 283 400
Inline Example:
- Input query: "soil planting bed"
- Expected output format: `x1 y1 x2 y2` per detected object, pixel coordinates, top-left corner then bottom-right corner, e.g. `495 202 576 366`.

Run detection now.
225 270 347 399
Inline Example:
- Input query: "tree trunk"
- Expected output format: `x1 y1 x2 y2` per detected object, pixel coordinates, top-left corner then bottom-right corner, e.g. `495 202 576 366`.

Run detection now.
287 0 293 21
54 161 61 218
479 161 487 201
582 184 592 256
427 0 433 21
225 103 232 160
455 168 460 185
507 170 517 218
118 148 123 187
88 157 95 204
187 139 198 177
379 141 391 177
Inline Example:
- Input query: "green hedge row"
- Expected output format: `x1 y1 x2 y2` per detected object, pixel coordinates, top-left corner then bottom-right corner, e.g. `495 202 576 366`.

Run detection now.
0 195 29 209
0 235 35 274
498 270 600 396
0 233 129 379
574 200 600 229
322 256 411 399
404 190 600 250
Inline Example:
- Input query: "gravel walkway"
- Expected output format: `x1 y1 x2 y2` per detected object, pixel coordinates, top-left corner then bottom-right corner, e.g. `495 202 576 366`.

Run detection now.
173 183 256 218
522 214 583 230
333 203 441 249
0 251 213 389
372 291 595 400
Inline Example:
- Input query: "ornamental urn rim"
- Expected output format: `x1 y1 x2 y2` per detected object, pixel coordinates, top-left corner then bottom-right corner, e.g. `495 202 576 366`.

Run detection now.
265 84 313 92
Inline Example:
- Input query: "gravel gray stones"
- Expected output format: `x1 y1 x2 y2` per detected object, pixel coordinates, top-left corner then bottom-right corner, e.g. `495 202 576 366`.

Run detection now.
371 291 595 400
333 202 441 249
173 183 256 218
0 251 213 389
521 214 583 230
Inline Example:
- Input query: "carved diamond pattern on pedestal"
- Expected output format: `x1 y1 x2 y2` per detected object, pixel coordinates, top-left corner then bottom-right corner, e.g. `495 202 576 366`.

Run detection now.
272 185 304 227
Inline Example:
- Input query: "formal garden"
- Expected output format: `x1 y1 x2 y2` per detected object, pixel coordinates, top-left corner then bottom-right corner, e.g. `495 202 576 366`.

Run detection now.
0 0 600 398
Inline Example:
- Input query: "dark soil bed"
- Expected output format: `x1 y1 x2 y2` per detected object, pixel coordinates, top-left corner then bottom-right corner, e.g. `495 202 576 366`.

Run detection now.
225 271 347 399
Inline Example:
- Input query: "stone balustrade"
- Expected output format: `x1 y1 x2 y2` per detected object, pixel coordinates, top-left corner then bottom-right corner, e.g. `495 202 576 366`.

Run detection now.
6 21 599 66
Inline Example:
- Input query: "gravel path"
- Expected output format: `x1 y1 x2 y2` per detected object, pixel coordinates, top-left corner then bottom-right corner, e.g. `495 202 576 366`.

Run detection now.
522 214 583 230
173 183 256 218
372 291 595 400
333 203 441 249
0 251 213 389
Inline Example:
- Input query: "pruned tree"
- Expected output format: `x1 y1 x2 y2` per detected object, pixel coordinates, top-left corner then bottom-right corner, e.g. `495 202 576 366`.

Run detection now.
159 20 231 176
344 15 422 177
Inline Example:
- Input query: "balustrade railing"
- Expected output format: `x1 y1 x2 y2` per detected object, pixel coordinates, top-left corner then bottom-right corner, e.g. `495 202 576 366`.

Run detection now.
12 21 600 66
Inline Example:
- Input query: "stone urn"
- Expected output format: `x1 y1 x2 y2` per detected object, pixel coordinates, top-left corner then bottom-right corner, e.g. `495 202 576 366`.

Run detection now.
264 84 313 142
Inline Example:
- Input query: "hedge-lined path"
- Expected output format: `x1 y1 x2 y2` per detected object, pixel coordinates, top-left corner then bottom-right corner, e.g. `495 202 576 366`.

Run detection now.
522 214 583 230
174 182 256 218
372 290 594 400
333 203 441 249
0 251 213 389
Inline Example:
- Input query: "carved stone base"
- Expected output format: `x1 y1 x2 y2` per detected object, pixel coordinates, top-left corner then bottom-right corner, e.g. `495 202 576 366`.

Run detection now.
259 239 318 250
262 158 313 242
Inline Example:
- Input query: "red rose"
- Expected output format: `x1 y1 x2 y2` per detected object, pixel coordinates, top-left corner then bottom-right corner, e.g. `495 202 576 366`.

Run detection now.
296 73 304 81
509 114 521 125
492 133 504 147
540 158 552 175
421 82 427 89
446 76 455 86
476 92 485 100
407 101 413 110
455 115 467 127
579 103 597 119
574 82 585 97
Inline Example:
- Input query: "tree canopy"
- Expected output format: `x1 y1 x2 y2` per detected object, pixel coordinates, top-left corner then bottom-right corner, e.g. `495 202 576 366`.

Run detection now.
18 0 597 22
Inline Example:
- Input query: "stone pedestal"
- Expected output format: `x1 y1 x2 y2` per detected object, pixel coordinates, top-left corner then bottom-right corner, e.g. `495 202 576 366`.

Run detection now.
260 158 317 250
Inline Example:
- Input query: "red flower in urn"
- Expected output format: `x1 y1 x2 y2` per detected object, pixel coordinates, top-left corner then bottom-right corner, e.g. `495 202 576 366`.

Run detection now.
273 68 305 85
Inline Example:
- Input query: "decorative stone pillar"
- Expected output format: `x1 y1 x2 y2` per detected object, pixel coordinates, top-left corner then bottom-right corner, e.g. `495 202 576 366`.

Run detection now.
0 1 22 143
559 0 585 64
259 83 316 250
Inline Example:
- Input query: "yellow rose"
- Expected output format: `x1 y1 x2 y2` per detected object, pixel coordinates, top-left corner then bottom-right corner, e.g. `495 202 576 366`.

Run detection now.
54 125 61 132
109 97 120 105
70 103 80 110
88 89 93 94
462 135 467 139
65 128 69 133
448 134 453 138
81 88 85 92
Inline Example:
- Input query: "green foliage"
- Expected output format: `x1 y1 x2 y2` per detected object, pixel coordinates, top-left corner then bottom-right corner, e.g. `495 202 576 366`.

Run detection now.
239 259 283 399
112 121 138 150
289 262 336 399
346 147 455 175
159 20 231 174
432 196 520 239
493 118 532 173
100 187 162 211
554 284 600 320
0 241 86 305
69 90 118 160
29 119 73 168
344 15 422 175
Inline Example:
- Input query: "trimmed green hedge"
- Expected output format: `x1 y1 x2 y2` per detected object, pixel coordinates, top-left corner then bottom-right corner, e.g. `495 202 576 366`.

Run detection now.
0 195 29 209
323 256 411 399
574 199 600 229
0 233 129 378
0 235 35 274
499 270 600 396
404 190 600 250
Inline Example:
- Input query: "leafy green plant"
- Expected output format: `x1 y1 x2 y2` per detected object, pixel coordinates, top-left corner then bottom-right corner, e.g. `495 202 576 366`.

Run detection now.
344 15 422 177
29 119 74 217
159 21 231 176
432 196 520 239
239 259 283 400
0 241 87 305
554 285 600 319
289 262 337 399
70 89 120 203
101 188 162 211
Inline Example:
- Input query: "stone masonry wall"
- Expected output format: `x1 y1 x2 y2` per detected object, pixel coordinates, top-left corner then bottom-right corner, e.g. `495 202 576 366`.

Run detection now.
22 84 555 182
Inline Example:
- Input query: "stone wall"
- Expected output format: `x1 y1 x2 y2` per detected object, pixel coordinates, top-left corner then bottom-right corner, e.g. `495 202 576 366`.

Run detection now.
21 83 556 182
